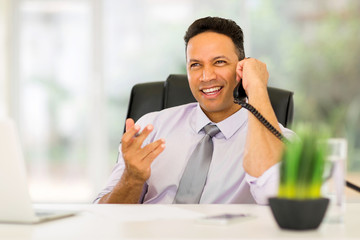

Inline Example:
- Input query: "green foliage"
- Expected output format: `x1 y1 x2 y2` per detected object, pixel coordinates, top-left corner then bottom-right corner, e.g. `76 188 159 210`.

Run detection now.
279 124 329 199
249 1 360 171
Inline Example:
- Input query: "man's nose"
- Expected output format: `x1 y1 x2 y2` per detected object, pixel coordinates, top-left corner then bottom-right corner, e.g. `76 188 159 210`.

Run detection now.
200 67 216 82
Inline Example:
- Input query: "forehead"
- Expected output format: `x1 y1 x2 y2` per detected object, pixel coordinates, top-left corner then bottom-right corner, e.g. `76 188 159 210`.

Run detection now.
186 32 238 61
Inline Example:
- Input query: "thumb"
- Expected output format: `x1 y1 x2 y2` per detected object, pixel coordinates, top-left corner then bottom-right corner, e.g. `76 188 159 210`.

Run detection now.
236 60 245 81
125 118 135 132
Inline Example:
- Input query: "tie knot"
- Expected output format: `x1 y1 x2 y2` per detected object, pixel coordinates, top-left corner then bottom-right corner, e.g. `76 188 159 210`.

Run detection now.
203 125 220 138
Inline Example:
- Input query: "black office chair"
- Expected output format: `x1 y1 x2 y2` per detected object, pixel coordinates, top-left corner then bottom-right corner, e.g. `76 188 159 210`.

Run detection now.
124 76 360 193
126 74 294 128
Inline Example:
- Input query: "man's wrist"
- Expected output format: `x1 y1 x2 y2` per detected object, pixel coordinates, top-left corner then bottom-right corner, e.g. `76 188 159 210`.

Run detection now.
121 170 147 187
247 84 268 103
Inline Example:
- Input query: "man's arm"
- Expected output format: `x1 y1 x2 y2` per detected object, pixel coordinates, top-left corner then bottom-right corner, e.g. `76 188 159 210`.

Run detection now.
98 118 165 203
236 58 284 178
98 171 145 203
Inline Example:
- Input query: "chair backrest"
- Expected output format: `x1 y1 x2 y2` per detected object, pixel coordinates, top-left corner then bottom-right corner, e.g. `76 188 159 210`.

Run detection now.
126 74 294 128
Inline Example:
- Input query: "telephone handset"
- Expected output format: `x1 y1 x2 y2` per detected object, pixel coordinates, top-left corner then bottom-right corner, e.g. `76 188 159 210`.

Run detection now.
233 79 285 141
233 79 247 102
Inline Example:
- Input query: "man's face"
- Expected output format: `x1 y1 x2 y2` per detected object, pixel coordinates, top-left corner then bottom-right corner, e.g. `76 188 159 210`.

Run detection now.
186 31 241 122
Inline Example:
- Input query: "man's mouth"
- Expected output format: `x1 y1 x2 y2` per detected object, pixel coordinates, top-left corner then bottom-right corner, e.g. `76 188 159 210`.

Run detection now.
201 86 222 95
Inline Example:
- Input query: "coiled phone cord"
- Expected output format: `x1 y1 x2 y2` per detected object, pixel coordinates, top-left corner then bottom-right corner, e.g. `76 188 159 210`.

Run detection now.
234 99 285 142
234 99 360 193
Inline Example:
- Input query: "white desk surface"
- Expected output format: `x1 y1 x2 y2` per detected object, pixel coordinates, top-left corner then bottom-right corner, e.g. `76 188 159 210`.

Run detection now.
0 203 359 240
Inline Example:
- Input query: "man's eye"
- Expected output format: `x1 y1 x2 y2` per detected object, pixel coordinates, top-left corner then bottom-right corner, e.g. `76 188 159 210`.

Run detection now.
215 60 226 65
190 63 200 68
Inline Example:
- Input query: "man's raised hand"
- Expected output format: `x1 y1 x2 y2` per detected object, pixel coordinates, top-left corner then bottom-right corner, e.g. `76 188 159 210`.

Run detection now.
121 118 165 182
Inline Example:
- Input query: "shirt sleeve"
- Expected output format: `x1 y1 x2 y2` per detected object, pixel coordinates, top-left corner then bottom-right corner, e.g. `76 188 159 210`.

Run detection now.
245 125 296 205
245 162 280 205
93 152 125 203
93 112 158 204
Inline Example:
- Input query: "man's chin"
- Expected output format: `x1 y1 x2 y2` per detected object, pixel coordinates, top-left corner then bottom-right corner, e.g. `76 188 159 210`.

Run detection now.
199 103 241 117
199 105 223 115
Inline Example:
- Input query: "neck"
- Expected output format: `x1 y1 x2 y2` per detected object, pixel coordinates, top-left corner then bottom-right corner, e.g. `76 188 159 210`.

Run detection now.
202 104 242 123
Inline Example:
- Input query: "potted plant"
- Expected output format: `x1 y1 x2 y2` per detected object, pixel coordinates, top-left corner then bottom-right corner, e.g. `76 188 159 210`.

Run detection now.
269 124 330 230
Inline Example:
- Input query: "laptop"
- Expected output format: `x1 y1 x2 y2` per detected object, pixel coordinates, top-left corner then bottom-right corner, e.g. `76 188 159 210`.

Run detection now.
0 117 76 224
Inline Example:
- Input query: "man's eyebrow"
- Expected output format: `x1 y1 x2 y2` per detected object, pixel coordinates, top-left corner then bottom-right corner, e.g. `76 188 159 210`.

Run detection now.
213 55 230 61
188 58 200 63
188 56 230 63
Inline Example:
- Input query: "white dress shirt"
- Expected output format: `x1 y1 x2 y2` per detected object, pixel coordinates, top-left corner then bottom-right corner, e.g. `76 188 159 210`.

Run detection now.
95 103 294 204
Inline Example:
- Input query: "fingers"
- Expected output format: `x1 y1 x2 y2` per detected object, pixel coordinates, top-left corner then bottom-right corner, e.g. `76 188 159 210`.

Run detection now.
125 118 135 132
132 124 154 148
122 122 141 147
236 60 244 81
144 142 166 165
121 120 166 182
122 137 166 182
236 58 268 85
121 122 159 152
122 118 165 158
122 118 154 148
138 138 166 163
237 57 262 69
236 58 250 80
237 57 256 73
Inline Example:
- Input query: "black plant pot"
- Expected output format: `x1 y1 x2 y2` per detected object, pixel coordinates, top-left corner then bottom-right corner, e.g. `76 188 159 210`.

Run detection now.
269 197 329 230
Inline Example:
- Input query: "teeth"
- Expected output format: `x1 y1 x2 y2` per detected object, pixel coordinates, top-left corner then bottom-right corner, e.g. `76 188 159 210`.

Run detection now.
202 87 221 93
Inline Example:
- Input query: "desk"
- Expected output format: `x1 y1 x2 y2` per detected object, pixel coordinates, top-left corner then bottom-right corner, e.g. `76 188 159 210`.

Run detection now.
0 203 359 239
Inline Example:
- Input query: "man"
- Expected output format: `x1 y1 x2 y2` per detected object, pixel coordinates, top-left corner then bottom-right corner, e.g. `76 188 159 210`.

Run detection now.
94 17 294 204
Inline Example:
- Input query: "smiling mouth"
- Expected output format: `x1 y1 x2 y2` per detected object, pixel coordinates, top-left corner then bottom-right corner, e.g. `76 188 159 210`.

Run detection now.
201 86 223 96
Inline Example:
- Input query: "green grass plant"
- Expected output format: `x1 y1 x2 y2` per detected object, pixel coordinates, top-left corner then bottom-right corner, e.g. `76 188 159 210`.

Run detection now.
278 124 329 199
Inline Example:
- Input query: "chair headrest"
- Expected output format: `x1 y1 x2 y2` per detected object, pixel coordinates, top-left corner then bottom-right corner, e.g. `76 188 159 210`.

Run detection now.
164 74 196 108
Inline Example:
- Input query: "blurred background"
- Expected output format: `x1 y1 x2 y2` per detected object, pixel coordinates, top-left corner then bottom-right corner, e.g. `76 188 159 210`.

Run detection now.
0 0 359 203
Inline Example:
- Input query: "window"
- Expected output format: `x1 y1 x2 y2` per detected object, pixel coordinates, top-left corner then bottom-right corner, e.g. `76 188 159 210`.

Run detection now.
2 0 359 202
0 0 10 117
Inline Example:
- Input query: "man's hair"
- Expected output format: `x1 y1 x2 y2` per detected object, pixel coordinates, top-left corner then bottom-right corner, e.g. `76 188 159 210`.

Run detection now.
184 16 245 60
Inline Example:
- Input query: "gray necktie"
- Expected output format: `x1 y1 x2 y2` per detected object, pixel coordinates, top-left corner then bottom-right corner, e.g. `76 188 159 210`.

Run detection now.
173 124 220 204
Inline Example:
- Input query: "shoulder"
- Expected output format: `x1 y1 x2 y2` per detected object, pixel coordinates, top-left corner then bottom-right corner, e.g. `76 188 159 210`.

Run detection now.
279 124 297 141
135 103 198 127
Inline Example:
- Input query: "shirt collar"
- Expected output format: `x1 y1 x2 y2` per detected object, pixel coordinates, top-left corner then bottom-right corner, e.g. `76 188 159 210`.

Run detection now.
192 103 248 140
